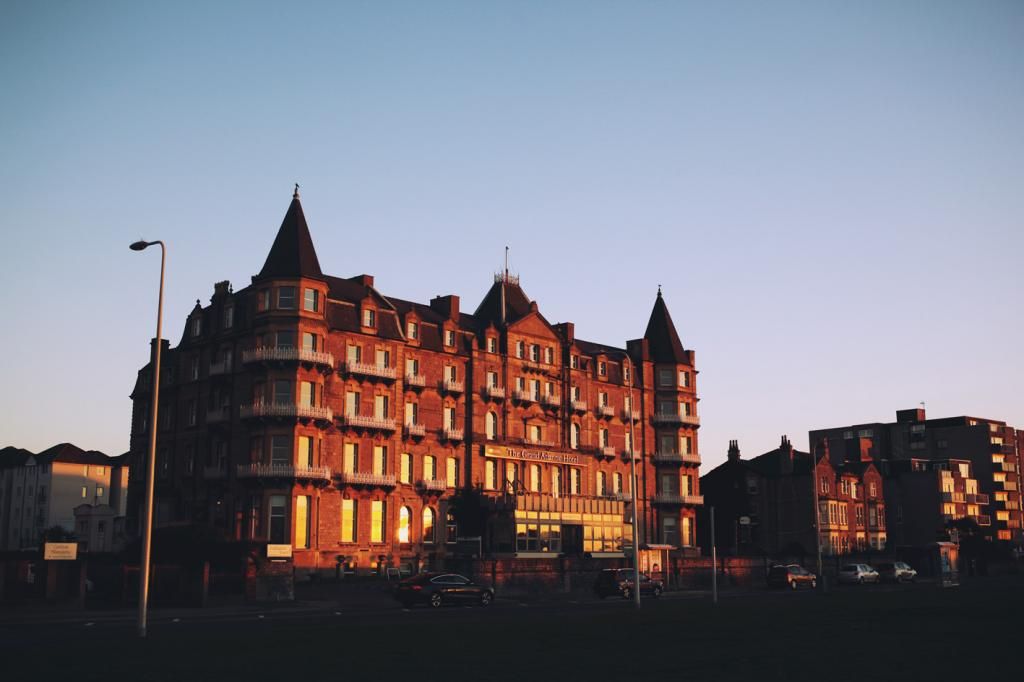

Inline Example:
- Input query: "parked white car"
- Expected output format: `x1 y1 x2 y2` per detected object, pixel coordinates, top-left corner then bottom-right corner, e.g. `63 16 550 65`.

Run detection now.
838 564 880 584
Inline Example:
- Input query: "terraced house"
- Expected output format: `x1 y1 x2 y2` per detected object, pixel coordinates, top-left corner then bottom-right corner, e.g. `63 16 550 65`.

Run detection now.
127 190 702 576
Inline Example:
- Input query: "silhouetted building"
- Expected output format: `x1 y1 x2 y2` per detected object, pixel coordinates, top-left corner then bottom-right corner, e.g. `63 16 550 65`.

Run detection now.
127 190 703 576
699 436 885 556
810 408 1022 547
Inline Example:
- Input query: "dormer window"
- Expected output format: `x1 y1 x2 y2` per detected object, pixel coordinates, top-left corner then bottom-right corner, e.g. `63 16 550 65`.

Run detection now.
363 309 376 328
303 288 319 312
190 317 202 337
407 322 419 340
445 330 455 347
487 337 497 353
571 354 579 369
598 360 607 377
278 286 296 310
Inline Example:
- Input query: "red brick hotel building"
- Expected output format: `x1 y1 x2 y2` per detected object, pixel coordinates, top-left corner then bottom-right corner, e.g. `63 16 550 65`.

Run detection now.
127 190 702 575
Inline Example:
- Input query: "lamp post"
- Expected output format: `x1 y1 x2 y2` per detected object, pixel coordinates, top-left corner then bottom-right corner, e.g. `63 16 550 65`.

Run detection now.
130 239 165 638
610 350 642 609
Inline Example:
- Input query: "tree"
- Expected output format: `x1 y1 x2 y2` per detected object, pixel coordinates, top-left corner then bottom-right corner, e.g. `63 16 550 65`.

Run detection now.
40 525 76 543
447 484 489 539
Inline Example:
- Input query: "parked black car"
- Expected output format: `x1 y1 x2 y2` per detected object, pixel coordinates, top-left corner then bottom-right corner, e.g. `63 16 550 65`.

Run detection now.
394 572 495 608
593 568 663 599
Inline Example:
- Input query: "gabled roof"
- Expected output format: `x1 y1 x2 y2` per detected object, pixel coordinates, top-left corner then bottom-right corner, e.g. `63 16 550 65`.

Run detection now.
0 446 34 469
36 443 118 466
575 338 626 357
643 288 686 363
746 445 815 477
473 278 533 328
255 191 324 281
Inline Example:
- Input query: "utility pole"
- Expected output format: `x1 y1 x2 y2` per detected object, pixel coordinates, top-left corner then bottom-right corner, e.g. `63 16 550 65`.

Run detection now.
711 506 718 604
812 446 825 591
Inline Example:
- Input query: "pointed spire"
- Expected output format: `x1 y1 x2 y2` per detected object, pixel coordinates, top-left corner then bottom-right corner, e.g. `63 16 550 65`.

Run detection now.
255 188 324 281
643 288 686 363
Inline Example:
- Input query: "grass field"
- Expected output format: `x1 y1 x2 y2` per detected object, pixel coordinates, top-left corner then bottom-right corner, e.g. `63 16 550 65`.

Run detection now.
5 577 1021 681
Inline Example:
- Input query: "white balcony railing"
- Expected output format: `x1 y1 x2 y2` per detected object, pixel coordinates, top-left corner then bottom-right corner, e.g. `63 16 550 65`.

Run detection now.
404 423 426 438
513 390 535 403
542 394 561 407
442 428 465 441
485 385 506 400
599 446 617 457
336 471 398 487
653 493 704 505
681 452 701 465
344 361 397 380
681 415 701 426
206 406 231 424
240 403 333 421
236 463 332 482
243 346 335 368
417 479 447 492
622 409 641 421
570 400 588 413
341 414 397 431
405 373 426 388
596 405 615 418
441 379 465 393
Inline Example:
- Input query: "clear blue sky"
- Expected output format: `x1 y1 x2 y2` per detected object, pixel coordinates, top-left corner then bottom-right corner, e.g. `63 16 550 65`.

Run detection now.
1 1 1021 469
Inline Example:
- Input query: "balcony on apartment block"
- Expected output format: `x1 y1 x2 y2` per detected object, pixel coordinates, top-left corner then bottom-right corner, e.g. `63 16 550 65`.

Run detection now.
967 492 990 505
417 478 447 492
598 445 617 458
206 406 232 424
622 409 641 421
971 514 992 526
653 451 700 465
243 346 335 371
236 463 332 483
596 405 615 419
339 413 397 432
652 412 700 426
404 373 426 389
404 422 426 438
336 471 398 488
570 400 588 413
541 394 560 408
344 361 397 381
441 428 464 442
484 385 506 400
942 491 966 503
240 402 333 423
513 389 535 403
652 493 704 505
440 379 465 394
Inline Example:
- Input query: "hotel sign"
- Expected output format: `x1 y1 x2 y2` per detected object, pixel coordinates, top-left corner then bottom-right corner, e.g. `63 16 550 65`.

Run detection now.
44 543 78 561
484 444 584 466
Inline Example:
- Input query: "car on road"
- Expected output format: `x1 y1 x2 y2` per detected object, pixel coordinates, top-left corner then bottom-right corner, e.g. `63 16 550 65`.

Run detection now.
593 568 663 600
838 563 880 585
767 564 817 590
394 572 495 608
875 561 917 583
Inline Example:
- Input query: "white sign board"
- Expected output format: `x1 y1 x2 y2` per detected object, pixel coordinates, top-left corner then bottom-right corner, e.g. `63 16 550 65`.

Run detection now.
267 544 292 558
739 516 751 526
44 542 78 560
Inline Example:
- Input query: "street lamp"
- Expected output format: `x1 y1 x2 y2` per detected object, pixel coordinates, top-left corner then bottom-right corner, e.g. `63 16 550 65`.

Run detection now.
609 350 642 609
130 239 165 638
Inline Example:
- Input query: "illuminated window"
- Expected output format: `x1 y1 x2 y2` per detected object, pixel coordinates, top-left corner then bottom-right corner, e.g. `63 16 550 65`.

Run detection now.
485 459 498 490
570 468 581 495
506 461 517 493
341 499 357 543
295 496 310 549
298 436 314 468
400 453 412 484
303 288 319 312
545 347 554 364
447 457 458 487
598 361 607 376
516 341 525 358
300 381 316 407
423 508 436 544
531 344 540 362
343 443 358 474
373 446 387 475
424 455 437 481
613 472 623 494
571 355 579 369
487 337 497 353
678 370 689 387
363 308 376 327
407 321 418 339
529 464 541 493
370 500 385 543
597 471 607 496
445 329 456 347
398 506 412 544
347 345 362 364
552 467 561 498
570 423 580 449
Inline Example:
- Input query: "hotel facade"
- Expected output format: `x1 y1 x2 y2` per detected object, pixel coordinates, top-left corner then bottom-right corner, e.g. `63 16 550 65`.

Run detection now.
126 191 703 575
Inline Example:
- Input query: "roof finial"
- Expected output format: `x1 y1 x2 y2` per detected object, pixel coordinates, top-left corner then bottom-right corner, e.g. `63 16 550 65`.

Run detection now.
293 183 300 199
657 284 662 298
504 246 509 281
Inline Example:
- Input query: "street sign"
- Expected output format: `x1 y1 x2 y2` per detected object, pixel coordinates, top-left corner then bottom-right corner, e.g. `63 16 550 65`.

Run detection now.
44 542 78 560
739 516 751 526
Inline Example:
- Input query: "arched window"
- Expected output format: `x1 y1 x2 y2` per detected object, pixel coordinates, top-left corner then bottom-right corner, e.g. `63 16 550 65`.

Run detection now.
486 411 498 440
571 423 580 449
398 506 412 543
422 507 435 544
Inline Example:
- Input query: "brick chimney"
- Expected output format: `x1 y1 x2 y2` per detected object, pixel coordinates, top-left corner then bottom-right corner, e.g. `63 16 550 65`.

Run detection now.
727 439 741 462
430 295 460 321
779 435 794 474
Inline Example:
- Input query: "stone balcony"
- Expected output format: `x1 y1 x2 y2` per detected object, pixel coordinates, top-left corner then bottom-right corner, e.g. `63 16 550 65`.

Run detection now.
622 409 641 421
240 403 333 423
417 478 447 492
596 405 615 419
336 471 398 488
541 394 561 408
236 463 332 482
653 451 701 465
243 346 335 370
404 373 426 389
570 400 588 413
343 361 397 381
340 414 397 431
440 379 465 394
513 390 535 403
598 446 617 458
442 428 464 442
485 385 506 400
404 423 426 438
